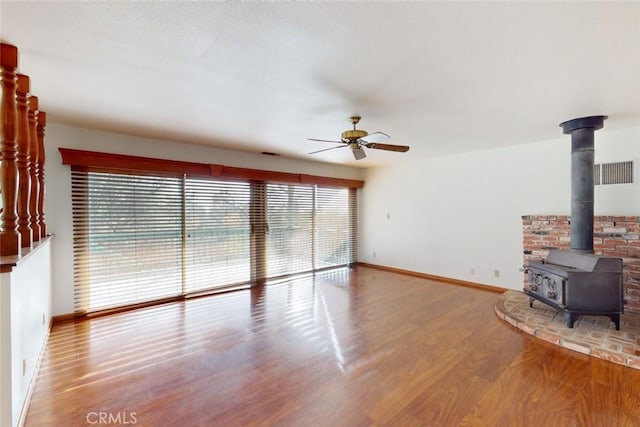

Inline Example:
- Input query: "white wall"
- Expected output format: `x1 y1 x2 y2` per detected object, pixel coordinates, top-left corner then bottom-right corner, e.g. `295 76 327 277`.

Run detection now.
359 126 640 290
0 239 52 427
44 123 365 316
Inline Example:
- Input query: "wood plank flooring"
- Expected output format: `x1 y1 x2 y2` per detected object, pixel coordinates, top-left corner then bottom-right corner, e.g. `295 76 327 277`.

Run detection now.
25 266 640 426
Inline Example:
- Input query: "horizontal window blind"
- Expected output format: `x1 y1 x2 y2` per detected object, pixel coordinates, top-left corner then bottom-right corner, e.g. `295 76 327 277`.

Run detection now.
72 170 183 313
71 168 359 314
185 178 251 292
266 184 314 277
315 187 356 268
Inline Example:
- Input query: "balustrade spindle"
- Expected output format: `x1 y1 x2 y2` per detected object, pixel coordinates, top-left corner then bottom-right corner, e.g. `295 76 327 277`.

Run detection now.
37 111 46 237
28 95 40 240
0 42 20 256
16 74 32 248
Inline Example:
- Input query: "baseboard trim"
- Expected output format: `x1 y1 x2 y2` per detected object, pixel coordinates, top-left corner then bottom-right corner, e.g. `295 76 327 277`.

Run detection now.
52 296 185 324
356 262 505 294
51 312 82 325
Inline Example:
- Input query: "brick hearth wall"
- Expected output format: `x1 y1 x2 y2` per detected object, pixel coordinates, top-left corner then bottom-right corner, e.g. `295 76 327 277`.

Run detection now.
522 215 640 314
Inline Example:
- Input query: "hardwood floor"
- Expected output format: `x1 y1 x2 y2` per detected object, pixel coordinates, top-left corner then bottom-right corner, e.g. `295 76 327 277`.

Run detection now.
25 266 640 426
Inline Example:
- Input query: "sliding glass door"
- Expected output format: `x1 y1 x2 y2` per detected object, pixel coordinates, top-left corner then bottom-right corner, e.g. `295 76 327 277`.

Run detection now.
72 170 183 312
265 184 313 277
184 178 251 293
71 169 357 314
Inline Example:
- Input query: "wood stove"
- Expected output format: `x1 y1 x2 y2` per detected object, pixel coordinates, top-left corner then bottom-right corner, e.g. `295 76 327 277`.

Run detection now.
523 250 623 329
522 115 625 329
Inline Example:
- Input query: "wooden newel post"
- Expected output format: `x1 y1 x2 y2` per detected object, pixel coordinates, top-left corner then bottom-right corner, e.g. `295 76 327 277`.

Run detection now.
37 111 46 237
16 74 33 248
28 95 40 240
0 42 21 256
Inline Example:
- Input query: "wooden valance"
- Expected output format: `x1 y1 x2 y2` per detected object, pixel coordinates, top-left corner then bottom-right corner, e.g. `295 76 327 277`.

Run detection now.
58 148 365 189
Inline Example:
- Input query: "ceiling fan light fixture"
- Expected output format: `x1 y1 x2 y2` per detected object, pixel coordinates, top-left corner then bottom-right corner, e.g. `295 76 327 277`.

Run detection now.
351 146 366 160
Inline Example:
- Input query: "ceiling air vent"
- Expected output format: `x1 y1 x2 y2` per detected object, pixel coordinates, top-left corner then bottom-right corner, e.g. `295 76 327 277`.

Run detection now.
595 161 634 185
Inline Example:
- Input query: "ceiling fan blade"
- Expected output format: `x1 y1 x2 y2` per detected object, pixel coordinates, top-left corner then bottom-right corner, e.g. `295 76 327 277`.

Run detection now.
308 145 348 155
360 131 391 143
363 142 410 152
352 147 367 160
308 138 344 144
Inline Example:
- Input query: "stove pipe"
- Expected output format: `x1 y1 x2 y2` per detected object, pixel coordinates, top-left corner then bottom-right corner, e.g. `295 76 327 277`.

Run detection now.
559 115 607 254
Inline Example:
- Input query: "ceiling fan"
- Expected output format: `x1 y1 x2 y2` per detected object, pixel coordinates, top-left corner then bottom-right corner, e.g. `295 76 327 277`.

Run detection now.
308 116 410 160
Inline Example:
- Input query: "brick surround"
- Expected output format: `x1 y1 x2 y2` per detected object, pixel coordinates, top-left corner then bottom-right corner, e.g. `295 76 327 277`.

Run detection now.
522 215 640 314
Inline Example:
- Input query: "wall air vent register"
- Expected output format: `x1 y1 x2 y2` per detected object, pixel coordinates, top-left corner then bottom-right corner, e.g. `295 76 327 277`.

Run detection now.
594 161 634 185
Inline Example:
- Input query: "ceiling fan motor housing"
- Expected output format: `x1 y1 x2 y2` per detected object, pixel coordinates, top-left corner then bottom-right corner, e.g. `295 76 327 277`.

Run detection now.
342 129 368 141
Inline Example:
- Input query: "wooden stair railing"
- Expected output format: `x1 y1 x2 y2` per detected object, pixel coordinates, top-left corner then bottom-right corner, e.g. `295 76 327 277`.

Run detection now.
1 42 20 256
37 111 46 238
1 42 47 259
28 95 40 241
16 74 32 248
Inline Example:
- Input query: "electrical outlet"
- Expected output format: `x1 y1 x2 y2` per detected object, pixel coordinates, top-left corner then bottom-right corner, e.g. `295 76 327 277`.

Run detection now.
494 270 501 278
469 267 475 275
386 213 391 220
372 252 377 258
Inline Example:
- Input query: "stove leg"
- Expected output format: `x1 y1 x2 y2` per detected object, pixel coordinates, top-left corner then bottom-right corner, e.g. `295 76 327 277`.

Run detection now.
609 314 620 330
564 312 578 328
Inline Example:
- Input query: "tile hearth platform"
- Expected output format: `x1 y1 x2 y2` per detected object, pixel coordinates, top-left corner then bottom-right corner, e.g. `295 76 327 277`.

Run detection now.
495 290 640 370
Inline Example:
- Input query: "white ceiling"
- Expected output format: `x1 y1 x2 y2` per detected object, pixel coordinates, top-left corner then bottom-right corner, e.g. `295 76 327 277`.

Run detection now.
1 1 639 168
